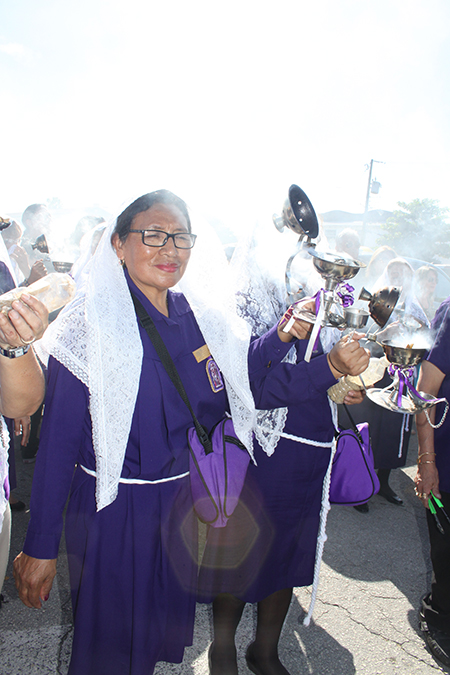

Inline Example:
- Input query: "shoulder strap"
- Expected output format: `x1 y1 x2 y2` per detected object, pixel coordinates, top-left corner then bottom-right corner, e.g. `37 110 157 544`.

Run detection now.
341 402 363 442
131 293 212 452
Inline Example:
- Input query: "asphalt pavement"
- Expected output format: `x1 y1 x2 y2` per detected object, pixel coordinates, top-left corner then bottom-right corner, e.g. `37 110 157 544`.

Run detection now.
0 431 447 675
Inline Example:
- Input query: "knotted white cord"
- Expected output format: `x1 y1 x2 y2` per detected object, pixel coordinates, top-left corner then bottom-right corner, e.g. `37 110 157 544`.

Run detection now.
302 397 338 626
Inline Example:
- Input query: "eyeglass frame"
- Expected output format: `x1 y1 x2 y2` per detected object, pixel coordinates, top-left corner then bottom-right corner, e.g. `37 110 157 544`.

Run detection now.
128 229 197 249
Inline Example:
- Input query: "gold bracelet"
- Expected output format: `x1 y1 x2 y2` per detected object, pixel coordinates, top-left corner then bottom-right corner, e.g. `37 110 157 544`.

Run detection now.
418 452 436 458
417 459 436 465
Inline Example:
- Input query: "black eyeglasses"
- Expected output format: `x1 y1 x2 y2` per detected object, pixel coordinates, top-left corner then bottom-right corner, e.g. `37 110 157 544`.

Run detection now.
129 229 197 249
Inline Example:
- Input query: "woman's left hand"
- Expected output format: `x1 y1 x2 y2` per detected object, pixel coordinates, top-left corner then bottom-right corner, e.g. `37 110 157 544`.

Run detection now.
414 462 440 508
343 389 365 405
0 294 49 349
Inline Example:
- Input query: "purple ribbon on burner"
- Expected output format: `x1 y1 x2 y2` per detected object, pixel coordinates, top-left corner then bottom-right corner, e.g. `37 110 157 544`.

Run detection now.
313 291 322 351
336 282 355 309
388 364 447 407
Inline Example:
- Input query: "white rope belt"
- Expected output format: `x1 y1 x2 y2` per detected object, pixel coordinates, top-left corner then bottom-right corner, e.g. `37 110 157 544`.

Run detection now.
79 464 189 485
279 431 333 448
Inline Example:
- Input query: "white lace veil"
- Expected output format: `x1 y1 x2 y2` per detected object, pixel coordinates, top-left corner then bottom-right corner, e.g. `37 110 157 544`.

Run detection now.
229 219 297 456
229 218 341 456
35 195 256 510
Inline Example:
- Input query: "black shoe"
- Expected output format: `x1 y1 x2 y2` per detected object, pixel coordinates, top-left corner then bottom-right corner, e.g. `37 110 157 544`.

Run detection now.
378 486 403 505
245 645 263 675
245 643 291 675
419 608 450 667
353 503 369 513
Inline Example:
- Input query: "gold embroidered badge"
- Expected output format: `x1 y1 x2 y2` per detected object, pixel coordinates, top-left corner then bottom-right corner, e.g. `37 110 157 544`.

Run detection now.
193 344 211 363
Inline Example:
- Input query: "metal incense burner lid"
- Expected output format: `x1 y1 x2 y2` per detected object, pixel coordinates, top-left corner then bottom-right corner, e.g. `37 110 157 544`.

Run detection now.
273 184 319 240
359 286 400 328
32 234 49 254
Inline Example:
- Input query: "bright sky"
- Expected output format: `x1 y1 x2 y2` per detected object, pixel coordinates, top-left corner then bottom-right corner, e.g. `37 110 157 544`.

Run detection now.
1 0 449 231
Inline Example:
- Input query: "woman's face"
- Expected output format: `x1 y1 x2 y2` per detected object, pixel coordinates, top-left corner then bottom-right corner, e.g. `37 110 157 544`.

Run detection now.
424 272 438 295
112 203 191 299
388 263 412 289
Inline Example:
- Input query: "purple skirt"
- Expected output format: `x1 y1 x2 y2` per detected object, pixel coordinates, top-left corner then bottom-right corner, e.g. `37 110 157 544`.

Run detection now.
198 438 331 604
65 467 198 675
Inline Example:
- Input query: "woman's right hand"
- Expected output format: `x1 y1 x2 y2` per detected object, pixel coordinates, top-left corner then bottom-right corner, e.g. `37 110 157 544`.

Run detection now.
328 333 370 378
13 552 57 608
277 299 315 342
0 295 49 349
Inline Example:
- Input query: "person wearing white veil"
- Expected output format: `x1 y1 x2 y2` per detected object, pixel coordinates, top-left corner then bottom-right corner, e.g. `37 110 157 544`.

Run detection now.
13 189 290 675
198 219 369 675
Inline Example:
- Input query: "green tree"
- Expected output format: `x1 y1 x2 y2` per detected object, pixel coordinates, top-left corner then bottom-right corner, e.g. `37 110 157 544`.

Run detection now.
379 198 450 262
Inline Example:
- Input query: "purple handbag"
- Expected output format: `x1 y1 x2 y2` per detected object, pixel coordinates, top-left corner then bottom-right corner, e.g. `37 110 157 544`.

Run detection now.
131 294 250 528
188 418 250 527
329 408 380 506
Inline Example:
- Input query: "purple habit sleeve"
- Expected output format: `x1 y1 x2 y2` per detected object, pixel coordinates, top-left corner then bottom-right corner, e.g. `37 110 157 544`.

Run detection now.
23 357 89 559
248 323 296 379
251 350 337 410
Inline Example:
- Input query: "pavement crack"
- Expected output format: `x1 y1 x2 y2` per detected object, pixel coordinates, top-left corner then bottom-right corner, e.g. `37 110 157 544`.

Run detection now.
56 624 73 675
311 598 443 669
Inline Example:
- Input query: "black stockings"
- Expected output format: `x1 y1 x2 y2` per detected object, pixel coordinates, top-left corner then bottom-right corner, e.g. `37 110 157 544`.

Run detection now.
210 593 245 675
210 589 293 675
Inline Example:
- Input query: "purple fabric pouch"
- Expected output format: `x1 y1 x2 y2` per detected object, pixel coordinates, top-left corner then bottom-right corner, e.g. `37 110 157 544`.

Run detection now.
329 422 380 506
188 418 250 528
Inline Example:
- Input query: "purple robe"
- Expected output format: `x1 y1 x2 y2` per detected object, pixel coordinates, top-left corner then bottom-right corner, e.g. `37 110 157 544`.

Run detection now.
198 329 337 603
24 277 229 675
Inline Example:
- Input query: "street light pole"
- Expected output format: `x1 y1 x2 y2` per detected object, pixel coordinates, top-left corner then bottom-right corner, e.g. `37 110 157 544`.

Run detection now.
362 159 383 245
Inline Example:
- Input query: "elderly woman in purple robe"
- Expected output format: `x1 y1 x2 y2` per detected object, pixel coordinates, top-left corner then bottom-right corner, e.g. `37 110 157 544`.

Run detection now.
13 190 223 674
12 190 310 675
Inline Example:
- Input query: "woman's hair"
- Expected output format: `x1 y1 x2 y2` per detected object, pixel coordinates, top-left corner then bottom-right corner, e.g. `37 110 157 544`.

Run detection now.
365 245 396 279
386 258 414 289
112 190 191 243
414 265 438 285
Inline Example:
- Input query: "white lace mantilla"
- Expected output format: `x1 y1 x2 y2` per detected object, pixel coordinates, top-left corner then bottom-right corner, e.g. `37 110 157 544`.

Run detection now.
36 207 257 509
36 218 143 511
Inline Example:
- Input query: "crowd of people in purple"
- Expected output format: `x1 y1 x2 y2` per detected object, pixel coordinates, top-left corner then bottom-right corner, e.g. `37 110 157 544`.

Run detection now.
0 194 449 673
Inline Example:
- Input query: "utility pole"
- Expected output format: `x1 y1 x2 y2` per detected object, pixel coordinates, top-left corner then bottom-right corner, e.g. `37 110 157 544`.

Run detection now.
362 159 383 245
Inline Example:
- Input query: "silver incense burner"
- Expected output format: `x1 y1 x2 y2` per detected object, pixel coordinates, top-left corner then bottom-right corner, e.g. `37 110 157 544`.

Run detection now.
366 340 440 414
32 234 73 274
273 185 368 330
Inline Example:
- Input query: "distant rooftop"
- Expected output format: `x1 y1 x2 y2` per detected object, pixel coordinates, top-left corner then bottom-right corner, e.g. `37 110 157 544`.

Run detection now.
320 209 393 224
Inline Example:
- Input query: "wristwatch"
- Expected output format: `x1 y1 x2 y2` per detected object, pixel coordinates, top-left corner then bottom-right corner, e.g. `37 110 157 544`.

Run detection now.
0 344 30 358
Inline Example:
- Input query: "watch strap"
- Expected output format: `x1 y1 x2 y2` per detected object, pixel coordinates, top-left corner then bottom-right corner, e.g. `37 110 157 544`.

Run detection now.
0 344 30 359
